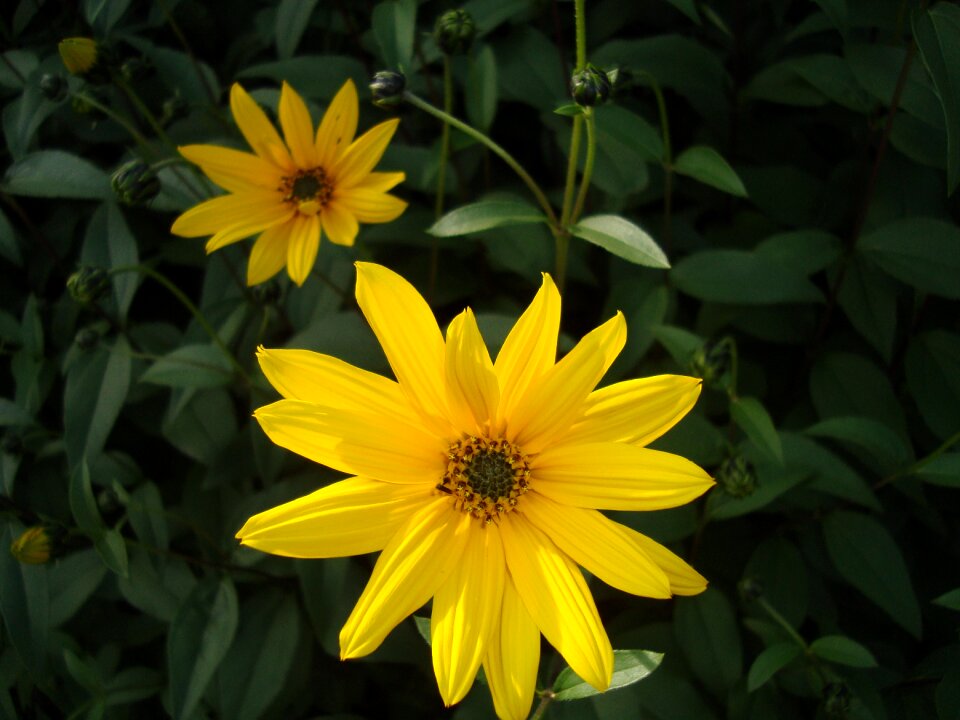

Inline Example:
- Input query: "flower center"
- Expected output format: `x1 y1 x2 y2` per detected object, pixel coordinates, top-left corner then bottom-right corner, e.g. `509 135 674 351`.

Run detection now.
437 436 531 525
280 168 332 216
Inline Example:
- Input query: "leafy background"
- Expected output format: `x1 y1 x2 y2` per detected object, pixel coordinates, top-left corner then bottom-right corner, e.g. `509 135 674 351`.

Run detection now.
2 0 960 718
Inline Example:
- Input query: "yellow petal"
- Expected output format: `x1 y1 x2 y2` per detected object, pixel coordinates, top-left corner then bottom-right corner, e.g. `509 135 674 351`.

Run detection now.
340 498 470 658
279 81 318 168
521 493 671 598
335 189 408 223
531 442 714 511
315 79 359 168
286 214 320 285
500 513 613 691
205 208 294 253
254 399 446 483
353 171 406 193
444 308 500 434
170 191 285 238
354 262 451 435
431 523 505 706
246 222 289 286
494 274 561 428
561 375 702 446
236 477 427 557
229 83 294 171
321 201 359 246
256 347 420 428
179 144 280 193
509 312 626 454
619 527 708 596
483 579 540 720
333 118 400 189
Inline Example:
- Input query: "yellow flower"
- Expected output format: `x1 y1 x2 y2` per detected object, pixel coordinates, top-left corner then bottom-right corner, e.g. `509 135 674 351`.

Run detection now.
238 263 713 718
58 37 99 76
171 80 407 286
10 526 52 564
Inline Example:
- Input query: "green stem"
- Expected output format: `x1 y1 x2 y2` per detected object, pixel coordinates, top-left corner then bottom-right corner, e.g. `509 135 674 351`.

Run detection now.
573 0 587 70
110 264 252 385
403 91 559 229
570 107 596 223
71 91 153 150
758 596 808 650
875 428 960 490
528 690 555 720
435 56 453 219
559 115 583 227
640 71 673 248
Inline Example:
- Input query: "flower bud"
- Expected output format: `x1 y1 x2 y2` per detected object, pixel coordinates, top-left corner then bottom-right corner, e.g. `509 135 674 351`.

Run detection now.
570 64 611 107
74 327 101 351
39 73 67 102
738 577 764 602
434 9 476 55
688 338 732 389
10 526 52 565
58 37 99 76
111 160 160 206
370 70 406 109
67 266 110 305
717 453 757 498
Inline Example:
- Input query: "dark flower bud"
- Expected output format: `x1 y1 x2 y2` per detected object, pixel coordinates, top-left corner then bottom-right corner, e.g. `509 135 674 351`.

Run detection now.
67 266 110 305
738 577 764 602
570 64 611 107
434 9 476 55
75 327 101 350
10 526 53 565
717 453 757 498
370 71 406 109
111 160 160 206
39 73 67 102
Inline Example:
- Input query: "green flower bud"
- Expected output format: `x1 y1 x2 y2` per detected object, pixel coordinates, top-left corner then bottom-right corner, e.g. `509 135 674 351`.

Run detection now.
688 338 732 389
570 64 611 107
74 327 101 351
39 73 67 102
370 70 406 109
434 9 476 55
111 160 160 206
67 266 110 305
717 453 757 498
737 577 764 602
10 526 53 565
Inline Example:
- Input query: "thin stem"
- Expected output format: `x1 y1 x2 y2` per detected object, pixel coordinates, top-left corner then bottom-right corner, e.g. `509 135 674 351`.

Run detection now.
110 264 252 385
570 107 596 223
435 56 453 219
71 91 153 149
528 690 556 720
403 91 559 228
559 115 583 227
573 0 587 70
875 428 960 490
758 596 808 650
640 72 674 249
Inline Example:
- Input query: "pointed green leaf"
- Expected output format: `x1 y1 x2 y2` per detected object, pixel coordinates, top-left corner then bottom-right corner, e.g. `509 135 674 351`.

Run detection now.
804 416 912 474
915 453 960 488
372 0 416 70
2 150 111 199
0 525 49 676
69 461 104 536
823 511 921 637
568 214 669 268
747 642 802 692
467 44 498 130
674 145 748 197
675 588 742 694
860 217 960 299
731 396 783 464
933 588 960 611
274 0 319 59
553 650 663 700
428 199 546 237
671 250 823 304
140 344 233 388
554 103 584 116
905 331 960 439
810 635 878 668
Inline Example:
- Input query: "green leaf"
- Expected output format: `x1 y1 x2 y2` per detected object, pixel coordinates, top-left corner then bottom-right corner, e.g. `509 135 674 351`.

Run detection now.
675 588 742 694
466 44 498 131
162 388 238 465
218 592 300 720
0 208 21 266
0 397 32 427
938 672 960 720
747 642 802 692
671 250 823 304
168 577 239 720
745 537 808 628
554 103 584 116
810 635 878 668
414 615 431 645
860 218 960 299
497 28 566 111
665 0 701 23
652 325 703 367
0 525 49 676
836 254 899 361
238 56 367 100
140 344 233 388
274 0 318 59
913 4 960 194
127 482 169 551
553 650 663 700
81 203 140 321
69 460 105 536
83 0 131 34
48 550 107 627
372 0 417 70
94 529 129 579
64 338 132 465
823 511 922 637
428 199 546 237
781 433 880 511
915 453 960 488
128 39 219 106
804 416 912 474
905 331 960 439
755 230 841 275
568 215 669 268
731 396 783 464
933 587 960 611
2 150 110 199
674 145 748 197
0 50 37 89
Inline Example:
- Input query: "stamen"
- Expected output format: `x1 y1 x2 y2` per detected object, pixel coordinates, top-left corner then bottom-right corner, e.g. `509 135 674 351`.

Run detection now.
279 168 333 216
436 436 531 525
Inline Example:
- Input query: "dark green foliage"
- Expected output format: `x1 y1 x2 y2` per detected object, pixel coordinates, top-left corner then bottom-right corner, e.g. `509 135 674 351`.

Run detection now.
1 1 959 719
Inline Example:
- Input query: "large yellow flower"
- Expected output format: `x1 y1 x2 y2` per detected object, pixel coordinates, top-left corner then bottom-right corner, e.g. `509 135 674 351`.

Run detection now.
238 263 713 718
171 80 406 286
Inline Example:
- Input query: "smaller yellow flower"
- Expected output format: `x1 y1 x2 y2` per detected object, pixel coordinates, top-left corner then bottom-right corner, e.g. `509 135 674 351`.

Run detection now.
10 526 52 565
58 37 99 75
172 80 407 286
